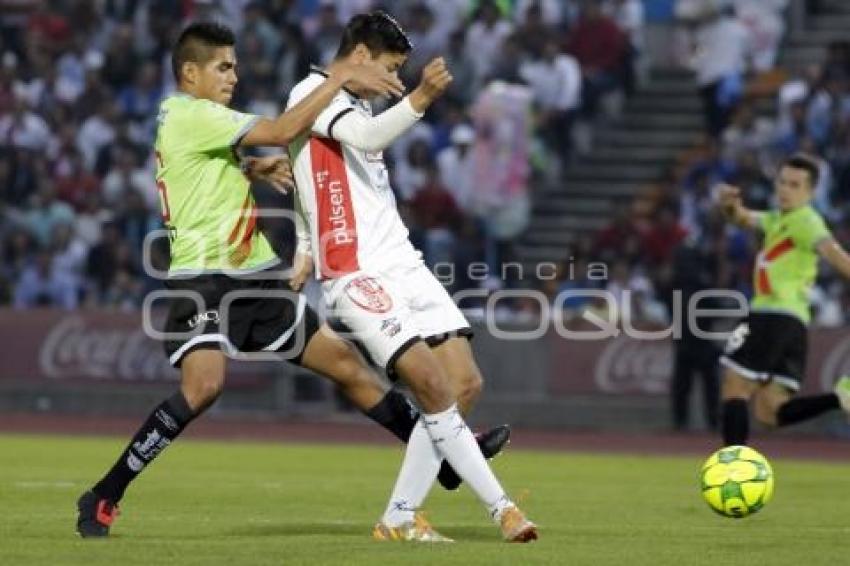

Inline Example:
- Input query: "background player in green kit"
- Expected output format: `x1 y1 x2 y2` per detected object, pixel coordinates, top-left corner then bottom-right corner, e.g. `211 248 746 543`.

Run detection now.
75 22 508 538
717 153 850 446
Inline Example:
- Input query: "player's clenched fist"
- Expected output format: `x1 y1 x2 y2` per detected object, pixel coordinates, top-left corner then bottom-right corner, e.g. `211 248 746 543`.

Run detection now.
716 183 742 217
409 57 452 113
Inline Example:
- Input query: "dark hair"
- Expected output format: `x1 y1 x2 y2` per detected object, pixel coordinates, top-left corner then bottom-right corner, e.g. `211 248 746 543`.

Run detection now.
171 22 235 82
336 11 412 58
782 153 820 188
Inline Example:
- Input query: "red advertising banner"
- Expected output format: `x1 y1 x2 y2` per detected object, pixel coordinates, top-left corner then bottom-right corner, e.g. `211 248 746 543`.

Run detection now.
0 309 273 387
549 329 850 396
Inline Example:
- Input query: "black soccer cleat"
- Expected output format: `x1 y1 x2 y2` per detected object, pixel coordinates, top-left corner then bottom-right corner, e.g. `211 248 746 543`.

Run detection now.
76 490 119 538
437 424 512 491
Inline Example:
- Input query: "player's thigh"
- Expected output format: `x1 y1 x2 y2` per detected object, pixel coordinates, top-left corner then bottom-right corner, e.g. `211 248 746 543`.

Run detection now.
393 339 453 413
753 382 793 426
721 367 761 400
327 272 420 371
299 323 388 410
180 348 227 412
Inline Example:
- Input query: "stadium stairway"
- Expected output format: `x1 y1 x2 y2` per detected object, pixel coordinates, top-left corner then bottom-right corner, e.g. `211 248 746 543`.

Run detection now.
516 67 707 273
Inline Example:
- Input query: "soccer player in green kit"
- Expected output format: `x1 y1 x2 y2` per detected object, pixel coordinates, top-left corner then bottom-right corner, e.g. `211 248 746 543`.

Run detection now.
718 153 850 446
75 22 508 538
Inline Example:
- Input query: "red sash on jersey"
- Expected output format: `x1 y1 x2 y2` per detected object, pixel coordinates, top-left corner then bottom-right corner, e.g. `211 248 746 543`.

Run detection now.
309 137 360 279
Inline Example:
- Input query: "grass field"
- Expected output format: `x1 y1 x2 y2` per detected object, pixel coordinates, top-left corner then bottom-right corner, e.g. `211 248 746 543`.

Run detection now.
1 434 849 565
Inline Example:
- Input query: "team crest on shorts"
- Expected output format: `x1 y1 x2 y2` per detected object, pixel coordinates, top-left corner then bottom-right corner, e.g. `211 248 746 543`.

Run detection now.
380 317 402 337
344 276 393 313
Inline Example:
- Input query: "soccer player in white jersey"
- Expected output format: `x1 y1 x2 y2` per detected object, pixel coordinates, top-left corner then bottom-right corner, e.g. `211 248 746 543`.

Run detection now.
286 12 537 542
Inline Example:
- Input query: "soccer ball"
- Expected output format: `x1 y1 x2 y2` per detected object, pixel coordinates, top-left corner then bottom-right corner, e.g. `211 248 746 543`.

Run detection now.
700 445 774 518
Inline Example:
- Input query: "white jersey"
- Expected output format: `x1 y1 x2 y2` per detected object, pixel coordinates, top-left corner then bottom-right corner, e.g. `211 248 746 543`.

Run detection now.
286 69 422 281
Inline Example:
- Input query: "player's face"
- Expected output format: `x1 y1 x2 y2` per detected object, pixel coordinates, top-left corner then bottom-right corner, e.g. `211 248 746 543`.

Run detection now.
196 46 238 105
775 165 813 212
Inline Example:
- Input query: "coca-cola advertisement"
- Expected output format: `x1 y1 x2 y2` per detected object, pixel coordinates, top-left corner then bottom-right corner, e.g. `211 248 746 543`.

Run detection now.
549 328 850 396
0 309 272 387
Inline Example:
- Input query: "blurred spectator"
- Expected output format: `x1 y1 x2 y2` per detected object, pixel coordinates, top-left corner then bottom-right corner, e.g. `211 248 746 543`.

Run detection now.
437 123 476 213
513 0 565 26
276 24 320 96
514 2 555 57
465 0 514 86
54 148 100 209
604 0 646 93
688 4 751 137
733 0 787 72
76 102 119 170
242 1 282 61
115 189 157 258
568 0 628 118
23 184 75 247
642 204 688 266
0 95 51 150
410 165 463 268
520 38 582 165
311 1 345 64
441 29 477 106
668 233 723 431
721 101 775 164
404 3 445 77
593 202 646 264
13 250 78 309
102 145 157 211
86 221 122 300
394 138 432 201
101 24 140 89
117 60 162 122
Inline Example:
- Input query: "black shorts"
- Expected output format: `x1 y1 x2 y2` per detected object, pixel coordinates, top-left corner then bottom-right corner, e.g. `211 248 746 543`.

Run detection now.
162 274 320 367
719 311 807 392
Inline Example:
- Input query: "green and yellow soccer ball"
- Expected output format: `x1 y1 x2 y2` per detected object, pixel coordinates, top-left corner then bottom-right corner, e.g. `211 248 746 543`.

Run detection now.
700 445 774 518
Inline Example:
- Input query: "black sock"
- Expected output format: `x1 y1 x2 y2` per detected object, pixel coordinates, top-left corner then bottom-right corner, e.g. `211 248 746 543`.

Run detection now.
776 394 840 426
92 392 196 503
363 389 419 442
721 399 750 446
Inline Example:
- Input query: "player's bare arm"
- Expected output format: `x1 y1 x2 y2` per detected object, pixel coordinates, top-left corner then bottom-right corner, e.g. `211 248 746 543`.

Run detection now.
716 183 761 230
242 61 404 147
816 238 850 279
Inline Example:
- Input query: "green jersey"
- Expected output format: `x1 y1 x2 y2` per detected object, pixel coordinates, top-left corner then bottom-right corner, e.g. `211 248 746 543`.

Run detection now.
154 94 278 275
751 205 830 324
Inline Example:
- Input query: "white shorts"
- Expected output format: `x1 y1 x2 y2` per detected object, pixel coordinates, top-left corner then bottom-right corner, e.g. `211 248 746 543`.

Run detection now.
322 263 471 371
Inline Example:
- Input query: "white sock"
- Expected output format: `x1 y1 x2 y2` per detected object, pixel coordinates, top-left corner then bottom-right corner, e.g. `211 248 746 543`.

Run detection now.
381 418 442 527
422 404 513 520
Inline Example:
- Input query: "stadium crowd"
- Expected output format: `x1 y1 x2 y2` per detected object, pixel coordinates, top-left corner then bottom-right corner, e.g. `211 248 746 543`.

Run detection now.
0 0 641 310
1 0 848 332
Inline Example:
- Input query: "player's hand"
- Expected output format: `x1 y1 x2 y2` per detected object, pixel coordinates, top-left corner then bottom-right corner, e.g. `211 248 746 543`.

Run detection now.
409 57 453 113
242 155 295 194
341 60 405 98
716 183 742 217
289 252 314 291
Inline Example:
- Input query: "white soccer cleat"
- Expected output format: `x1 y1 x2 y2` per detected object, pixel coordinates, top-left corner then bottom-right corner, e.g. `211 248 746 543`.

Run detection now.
372 512 454 542
499 505 538 543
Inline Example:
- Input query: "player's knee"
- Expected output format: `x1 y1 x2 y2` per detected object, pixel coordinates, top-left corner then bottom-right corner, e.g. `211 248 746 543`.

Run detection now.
455 370 483 404
753 404 778 427
184 377 224 411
